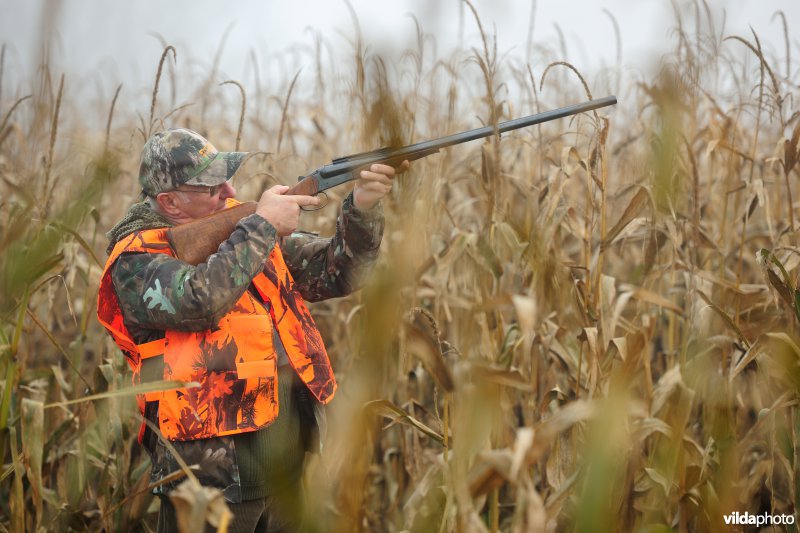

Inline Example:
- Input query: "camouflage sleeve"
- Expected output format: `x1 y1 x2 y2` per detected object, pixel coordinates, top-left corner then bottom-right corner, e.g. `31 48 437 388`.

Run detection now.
280 192 384 302
111 214 278 331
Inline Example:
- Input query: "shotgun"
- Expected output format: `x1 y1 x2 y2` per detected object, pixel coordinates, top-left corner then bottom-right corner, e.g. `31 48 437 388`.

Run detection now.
167 95 617 265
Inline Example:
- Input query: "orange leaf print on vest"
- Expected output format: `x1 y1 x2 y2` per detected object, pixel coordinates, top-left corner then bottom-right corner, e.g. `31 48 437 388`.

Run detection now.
98 227 336 442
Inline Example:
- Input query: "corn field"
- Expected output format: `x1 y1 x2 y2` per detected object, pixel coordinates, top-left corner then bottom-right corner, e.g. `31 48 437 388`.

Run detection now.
1 1 800 531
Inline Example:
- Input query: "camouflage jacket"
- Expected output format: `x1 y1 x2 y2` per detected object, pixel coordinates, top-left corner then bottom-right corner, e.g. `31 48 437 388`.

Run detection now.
109 192 384 501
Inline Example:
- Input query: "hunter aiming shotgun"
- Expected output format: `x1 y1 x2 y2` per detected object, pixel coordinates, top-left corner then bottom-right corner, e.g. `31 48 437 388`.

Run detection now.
168 95 618 265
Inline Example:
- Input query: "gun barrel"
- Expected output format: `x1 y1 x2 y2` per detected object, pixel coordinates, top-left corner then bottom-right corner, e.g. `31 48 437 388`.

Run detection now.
319 95 617 179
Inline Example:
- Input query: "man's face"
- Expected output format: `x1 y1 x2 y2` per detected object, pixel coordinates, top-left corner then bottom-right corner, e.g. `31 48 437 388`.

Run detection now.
168 180 237 221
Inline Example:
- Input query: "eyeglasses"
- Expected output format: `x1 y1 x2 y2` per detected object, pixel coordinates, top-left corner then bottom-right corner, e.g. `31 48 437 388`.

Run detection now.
174 181 227 197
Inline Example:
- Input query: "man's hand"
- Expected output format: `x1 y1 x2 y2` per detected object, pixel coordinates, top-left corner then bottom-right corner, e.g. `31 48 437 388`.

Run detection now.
256 185 320 236
353 161 409 211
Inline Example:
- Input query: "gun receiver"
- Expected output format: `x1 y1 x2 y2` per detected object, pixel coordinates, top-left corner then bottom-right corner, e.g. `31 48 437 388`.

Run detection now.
167 95 617 265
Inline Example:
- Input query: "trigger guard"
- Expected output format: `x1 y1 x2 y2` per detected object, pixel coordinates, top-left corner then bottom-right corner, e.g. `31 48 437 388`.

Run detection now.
301 191 328 212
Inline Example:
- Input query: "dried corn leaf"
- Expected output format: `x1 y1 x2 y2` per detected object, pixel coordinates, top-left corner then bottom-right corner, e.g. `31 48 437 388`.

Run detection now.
481 141 498 185
169 479 232 532
784 120 800 173
600 275 617 343
511 295 537 341
603 217 652 248
757 248 800 321
51 221 103 268
516 477 546 533
644 228 668 271
530 401 595 462
578 327 600 392
705 139 719 158
539 386 567 415
365 399 444 444
50 364 71 394
696 290 750 348
736 390 795 451
403 307 454 392
602 187 652 249
467 403 593 500
694 269 765 295
470 233 503 279
731 341 761 380
473 293 513 313
542 169 567 222
544 469 581 522
621 284 683 315
631 417 674 441
468 449 512 497
429 233 470 274
470 363 532 391
510 427 534 479
560 146 587 176
545 431 574 492
402 459 445 530
608 337 628 361
651 367 684 415
765 333 800 360
563 206 586 240
498 219 528 251
643 467 672 496
578 327 599 361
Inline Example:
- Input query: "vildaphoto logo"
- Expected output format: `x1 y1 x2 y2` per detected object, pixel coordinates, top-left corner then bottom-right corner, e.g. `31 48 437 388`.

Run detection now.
723 511 795 526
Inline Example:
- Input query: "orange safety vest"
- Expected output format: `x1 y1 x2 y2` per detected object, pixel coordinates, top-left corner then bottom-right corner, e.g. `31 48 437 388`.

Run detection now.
97 223 336 442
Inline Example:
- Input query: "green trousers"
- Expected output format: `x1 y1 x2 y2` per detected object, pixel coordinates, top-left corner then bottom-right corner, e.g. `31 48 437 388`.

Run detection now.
155 366 314 532
156 478 305 533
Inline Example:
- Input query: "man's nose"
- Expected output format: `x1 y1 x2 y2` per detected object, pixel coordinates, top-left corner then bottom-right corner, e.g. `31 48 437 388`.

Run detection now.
220 181 236 199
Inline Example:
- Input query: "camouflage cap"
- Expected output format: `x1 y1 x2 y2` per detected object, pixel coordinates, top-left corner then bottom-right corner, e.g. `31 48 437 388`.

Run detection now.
139 128 247 196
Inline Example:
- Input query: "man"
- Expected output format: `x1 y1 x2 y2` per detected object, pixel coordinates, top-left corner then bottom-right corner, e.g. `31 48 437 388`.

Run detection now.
97 128 405 531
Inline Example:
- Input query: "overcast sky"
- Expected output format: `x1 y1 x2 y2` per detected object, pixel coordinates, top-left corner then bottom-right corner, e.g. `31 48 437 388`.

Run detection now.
2 0 798 91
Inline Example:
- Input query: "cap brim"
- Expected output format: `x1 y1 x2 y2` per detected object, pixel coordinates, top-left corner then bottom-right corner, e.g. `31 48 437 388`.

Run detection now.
184 151 248 187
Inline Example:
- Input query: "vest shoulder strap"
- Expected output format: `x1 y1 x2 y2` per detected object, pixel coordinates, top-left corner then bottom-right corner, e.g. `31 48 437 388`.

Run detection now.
106 228 173 266
98 228 173 365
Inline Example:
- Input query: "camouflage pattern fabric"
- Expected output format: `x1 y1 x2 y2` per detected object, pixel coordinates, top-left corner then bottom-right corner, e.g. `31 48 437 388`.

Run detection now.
112 194 383 335
109 192 384 501
139 128 247 196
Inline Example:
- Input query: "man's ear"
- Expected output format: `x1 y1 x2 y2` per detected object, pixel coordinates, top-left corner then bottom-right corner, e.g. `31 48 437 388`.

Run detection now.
155 192 184 218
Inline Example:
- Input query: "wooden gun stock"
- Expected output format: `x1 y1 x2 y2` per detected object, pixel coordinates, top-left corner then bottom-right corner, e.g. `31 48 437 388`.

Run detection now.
166 178 318 265
167 201 257 265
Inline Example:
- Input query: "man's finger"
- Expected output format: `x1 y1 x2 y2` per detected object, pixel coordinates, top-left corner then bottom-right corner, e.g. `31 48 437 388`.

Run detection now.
269 184 291 194
359 170 394 184
369 163 398 175
287 194 322 206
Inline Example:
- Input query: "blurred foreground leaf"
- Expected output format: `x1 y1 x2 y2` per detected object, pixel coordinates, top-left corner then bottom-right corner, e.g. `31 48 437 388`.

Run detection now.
45 380 200 408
